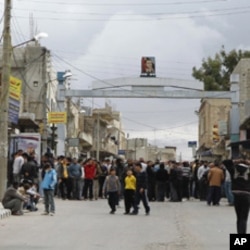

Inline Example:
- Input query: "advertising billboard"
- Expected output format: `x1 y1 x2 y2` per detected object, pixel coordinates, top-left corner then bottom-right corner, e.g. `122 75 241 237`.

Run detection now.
9 133 41 163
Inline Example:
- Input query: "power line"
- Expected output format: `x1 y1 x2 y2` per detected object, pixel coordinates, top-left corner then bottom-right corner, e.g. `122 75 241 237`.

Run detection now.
14 8 250 22
17 0 227 7
53 50 198 65
13 5 250 17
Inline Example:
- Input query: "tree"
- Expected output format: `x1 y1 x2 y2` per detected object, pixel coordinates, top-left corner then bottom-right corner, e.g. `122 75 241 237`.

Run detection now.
192 47 250 91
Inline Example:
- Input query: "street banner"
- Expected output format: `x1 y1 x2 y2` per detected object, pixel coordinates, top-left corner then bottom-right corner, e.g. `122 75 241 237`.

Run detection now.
9 98 20 124
9 76 22 100
48 112 67 124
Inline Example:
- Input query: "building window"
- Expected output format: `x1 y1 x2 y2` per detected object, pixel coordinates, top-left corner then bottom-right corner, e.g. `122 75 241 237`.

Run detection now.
33 81 38 87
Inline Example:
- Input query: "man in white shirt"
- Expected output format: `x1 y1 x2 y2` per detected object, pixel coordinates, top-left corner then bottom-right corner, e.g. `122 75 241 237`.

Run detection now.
197 161 209 201
139 157 147 172
12 149 24 184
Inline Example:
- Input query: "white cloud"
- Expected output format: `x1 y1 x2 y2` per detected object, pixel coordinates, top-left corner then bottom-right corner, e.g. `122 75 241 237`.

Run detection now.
15 1 249 160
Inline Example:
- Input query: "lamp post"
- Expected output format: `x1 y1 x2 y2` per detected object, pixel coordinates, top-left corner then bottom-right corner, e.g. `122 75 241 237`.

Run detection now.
0 0 48 197
96 112 100 161
0 0 12 198
64 71 73 156
12 32 48 48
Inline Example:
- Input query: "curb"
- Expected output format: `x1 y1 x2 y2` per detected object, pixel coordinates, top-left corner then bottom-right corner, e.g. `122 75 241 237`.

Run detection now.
0 203 11 220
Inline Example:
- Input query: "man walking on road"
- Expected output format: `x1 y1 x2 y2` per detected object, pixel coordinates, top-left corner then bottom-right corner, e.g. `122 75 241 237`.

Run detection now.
224 159 250 234
131 162 150 215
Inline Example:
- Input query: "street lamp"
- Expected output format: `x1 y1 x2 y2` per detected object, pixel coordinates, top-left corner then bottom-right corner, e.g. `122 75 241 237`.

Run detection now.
12 32 48 48
64 71 73 156
0 0 48 197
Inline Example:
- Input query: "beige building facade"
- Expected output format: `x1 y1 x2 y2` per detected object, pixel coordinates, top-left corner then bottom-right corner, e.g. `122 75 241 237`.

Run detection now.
197 98 231 160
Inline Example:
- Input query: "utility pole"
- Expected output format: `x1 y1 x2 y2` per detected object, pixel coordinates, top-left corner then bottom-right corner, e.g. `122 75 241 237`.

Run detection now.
96 112 100 161
0 0 12 198
41 48 48 155
66 95 71 157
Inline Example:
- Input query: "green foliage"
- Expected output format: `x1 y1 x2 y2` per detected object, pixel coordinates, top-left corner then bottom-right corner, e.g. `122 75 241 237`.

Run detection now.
192 47 250 91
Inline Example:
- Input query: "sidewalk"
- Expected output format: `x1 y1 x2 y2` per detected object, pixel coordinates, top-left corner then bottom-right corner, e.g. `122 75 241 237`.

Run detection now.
0 202 11 220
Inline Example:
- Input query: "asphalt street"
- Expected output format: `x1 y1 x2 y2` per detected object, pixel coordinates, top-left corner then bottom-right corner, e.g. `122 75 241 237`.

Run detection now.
0 197 246 250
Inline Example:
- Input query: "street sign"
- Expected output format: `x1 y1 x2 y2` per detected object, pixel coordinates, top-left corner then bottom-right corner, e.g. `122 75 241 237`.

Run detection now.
8 98 20 124
188 141 197 148
9 76 22 100
48 112 67 124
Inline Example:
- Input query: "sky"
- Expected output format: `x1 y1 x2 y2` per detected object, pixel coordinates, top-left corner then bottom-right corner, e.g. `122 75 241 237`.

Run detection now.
1 0 250 161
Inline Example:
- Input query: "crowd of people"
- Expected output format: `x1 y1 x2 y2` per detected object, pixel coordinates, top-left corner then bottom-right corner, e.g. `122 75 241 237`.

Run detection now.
1 150 250 233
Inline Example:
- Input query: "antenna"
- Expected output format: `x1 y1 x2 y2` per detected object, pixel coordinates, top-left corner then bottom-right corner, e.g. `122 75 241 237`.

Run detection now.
29 13 34 39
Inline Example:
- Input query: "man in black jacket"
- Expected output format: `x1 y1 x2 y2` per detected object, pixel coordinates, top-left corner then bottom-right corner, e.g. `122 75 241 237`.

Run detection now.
131 162 150 215
224 159 250 234
20 153 38 183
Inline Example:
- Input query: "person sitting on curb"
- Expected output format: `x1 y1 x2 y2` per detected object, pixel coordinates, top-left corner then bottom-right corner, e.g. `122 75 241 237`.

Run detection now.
1 182 28 215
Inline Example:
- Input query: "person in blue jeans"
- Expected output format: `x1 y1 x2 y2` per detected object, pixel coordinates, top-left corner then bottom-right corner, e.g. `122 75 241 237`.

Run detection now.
41 162 57 216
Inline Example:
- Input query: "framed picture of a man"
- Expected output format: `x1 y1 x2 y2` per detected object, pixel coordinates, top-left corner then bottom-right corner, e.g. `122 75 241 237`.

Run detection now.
141 57 156 76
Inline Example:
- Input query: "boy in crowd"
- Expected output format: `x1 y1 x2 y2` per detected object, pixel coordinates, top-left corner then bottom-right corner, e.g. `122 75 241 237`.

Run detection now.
103 168 121 214
41 162 57 216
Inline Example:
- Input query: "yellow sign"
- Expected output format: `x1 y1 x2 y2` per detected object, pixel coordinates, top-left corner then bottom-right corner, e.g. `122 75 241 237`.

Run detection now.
9 76 22 100
39 123 44 134
48 112 67 124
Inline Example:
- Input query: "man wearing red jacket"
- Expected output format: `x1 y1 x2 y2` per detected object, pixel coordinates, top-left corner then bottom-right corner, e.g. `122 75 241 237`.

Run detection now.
82 158 96 200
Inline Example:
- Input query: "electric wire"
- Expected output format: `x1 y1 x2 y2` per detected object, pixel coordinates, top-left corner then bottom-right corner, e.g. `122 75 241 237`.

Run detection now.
11 15 27 47
16 0 227 7
13 5 250 18
14 8 250 22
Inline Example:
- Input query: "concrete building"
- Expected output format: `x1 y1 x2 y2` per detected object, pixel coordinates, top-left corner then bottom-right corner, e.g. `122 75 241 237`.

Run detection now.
196 58 250 160
90 106 126 160
229 59 250 158
0 42 57 154
126 138 176 161
197 98 231 161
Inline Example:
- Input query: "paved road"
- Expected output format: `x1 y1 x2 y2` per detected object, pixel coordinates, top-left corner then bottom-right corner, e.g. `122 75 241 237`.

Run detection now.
0 197 246 250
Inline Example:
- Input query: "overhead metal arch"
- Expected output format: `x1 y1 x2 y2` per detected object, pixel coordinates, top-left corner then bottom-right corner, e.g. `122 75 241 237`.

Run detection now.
66 88 234 99
65 76 235 100
63 76 240 144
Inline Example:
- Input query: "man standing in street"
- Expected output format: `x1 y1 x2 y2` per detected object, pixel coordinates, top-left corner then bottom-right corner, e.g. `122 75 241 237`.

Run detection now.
197 161 209 201
131 162 150 215
83 158 96 200
207 161 224 206
41 162 57 216
12 149 24 184
68 158 82 200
